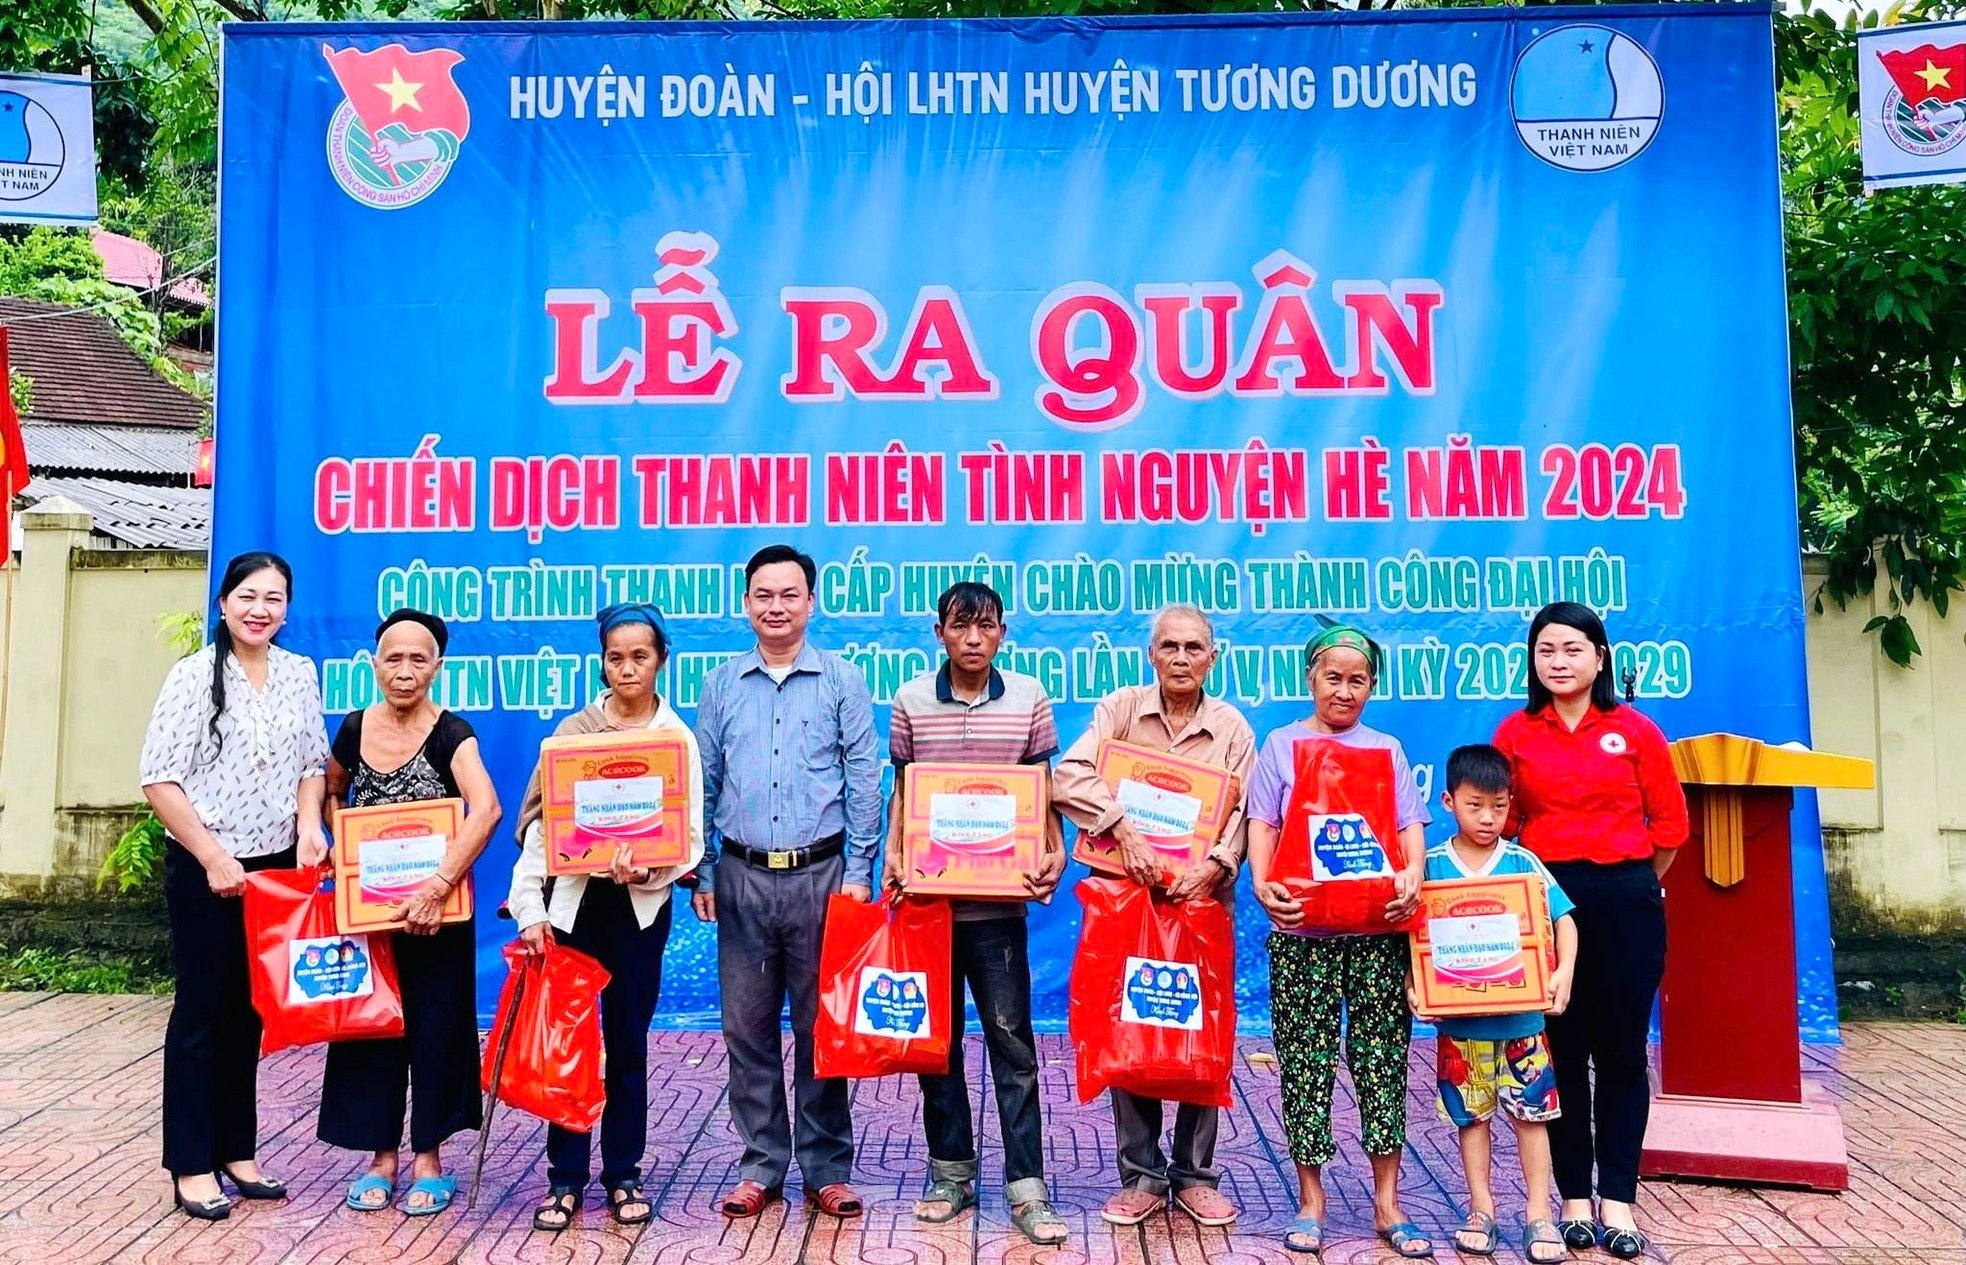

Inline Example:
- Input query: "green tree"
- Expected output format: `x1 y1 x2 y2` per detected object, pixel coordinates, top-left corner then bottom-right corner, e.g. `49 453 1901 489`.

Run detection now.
1782 0 1966 665
0 226 200 393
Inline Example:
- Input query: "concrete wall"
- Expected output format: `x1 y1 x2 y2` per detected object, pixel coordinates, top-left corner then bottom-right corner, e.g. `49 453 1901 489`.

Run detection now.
0 499 205 895
0 560 12 750
1804 556 1966 934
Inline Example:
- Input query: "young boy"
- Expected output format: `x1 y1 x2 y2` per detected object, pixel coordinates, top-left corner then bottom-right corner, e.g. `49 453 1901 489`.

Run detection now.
1408 744 1577 1264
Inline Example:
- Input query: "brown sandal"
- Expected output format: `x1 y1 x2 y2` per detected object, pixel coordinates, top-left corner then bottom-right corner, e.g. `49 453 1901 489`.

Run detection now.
805 1182 863 1218
720 1179 779 1218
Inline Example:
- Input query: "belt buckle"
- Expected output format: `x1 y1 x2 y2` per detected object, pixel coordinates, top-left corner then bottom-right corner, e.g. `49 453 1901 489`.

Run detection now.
767 850 791 871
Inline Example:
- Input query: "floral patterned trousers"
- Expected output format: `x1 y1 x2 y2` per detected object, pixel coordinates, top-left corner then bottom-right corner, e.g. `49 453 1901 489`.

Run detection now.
1268 931 1412 1167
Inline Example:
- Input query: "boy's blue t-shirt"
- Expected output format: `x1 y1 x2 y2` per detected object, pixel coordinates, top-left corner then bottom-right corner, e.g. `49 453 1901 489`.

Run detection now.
1421 839 1575 1041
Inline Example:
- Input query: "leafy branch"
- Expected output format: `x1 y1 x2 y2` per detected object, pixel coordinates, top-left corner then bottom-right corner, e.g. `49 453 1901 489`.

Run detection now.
1783 1 1966 665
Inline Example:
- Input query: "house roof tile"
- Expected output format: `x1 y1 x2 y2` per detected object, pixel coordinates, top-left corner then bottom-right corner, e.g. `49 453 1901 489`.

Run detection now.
0 296 209 430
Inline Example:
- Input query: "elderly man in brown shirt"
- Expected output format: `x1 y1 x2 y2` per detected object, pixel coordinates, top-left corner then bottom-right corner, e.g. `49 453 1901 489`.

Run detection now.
1052 603 1257 1229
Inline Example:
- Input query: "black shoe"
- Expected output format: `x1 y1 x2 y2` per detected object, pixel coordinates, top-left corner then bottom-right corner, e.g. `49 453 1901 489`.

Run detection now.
1599 1224 1649 1260
219 1166 288 1200
172 1180 231 1221
1557 1219 1597 1250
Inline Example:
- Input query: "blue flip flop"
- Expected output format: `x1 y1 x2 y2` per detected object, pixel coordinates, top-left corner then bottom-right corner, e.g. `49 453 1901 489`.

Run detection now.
402 1175 457 1217
345 1173 395 1212
1380 1221 1436 1259
1283 1214 1324 1255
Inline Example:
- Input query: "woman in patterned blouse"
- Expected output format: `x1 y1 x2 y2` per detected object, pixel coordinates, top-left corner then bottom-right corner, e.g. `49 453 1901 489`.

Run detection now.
319 609 501 1216
140 552 331 1221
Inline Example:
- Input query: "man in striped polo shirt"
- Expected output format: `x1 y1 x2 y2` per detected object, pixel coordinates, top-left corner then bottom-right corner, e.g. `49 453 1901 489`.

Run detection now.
883 581 1067 1247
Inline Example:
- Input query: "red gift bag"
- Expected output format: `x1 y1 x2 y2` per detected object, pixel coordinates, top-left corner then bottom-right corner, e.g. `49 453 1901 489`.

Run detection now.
244 868 405 1055
1068 877 1235 1109
481 939 611 1133
814 893 953 1079
1269 739 1419 934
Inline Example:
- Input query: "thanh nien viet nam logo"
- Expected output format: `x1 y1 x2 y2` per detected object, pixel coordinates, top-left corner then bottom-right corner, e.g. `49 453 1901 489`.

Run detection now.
0 89 65 201
322 42 472 209
1510 25 1663 172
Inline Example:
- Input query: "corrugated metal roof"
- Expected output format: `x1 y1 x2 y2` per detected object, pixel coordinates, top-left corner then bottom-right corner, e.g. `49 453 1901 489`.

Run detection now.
19 477 211 550
23 422 199 478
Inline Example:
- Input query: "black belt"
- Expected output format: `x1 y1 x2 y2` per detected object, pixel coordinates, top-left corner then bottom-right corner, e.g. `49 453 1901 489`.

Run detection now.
725 833 844 872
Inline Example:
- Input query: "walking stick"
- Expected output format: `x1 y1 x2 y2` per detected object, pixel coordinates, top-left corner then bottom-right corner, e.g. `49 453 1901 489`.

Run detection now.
469 954 532 1209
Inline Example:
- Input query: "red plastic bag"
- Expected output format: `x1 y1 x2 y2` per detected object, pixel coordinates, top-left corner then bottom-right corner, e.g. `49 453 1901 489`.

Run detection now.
1270 739 1419 934
814 893 953 1079
244 868 404 1055
481 939 611 1132
1068 877 1235 1109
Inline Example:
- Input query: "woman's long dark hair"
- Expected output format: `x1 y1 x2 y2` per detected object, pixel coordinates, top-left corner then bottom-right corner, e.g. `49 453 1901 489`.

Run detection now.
1524 601 1619 714
209 552 293 748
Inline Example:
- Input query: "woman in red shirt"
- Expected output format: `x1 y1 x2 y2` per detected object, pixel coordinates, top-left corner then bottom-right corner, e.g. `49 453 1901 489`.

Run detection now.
1492 603 1687 1262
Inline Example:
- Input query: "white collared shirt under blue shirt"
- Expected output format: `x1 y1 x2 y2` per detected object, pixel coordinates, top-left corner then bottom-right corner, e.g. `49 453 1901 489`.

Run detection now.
695 642 884 893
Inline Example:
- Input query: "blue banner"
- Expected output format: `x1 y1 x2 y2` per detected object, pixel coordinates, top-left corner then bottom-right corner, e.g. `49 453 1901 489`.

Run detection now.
216 4 1831 1037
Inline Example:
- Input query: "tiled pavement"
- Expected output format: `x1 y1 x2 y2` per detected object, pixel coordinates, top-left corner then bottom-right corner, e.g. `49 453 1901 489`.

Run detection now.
0 992 1958 1264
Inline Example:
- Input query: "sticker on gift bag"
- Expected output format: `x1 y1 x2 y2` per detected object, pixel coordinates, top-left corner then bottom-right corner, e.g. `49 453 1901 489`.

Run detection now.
572 775 666 844
1120 955 1204 1031
927 793 1018 852
358 832 447 903
288 934 376 1005
853 967 931 1038
1305 813 1393 881
1116 778 1204 851
1428 913 1530 988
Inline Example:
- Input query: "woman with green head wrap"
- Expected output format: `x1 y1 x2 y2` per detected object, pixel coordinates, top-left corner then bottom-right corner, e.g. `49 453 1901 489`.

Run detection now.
1242 623 1434 1259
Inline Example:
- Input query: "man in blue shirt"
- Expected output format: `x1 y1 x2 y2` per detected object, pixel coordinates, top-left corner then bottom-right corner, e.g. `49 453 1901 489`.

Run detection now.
693 544 882 1221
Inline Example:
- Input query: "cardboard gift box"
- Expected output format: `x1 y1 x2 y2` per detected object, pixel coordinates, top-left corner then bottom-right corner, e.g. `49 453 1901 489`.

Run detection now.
1408 874 1556 1018
540 729 693 876
1071 739 1239 884
331 797 473 932
902 762 1048 898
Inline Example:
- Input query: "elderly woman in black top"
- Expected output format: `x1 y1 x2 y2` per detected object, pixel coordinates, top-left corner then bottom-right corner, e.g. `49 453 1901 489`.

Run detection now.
319 609 500 1216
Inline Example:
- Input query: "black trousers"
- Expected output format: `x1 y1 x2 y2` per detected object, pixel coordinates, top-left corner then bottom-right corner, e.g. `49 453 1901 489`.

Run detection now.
161 839 295 1176
1543 858 1667 1205
918 916 1046 1199
318 919 482 1155
545 882 673 1188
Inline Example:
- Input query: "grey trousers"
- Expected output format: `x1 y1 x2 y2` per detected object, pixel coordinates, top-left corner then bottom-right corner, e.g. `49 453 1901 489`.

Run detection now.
1111 1089 1221 1193
716 852 853 1190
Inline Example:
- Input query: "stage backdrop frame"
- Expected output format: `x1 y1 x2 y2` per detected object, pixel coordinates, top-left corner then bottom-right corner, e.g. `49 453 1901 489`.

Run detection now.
214 3 1830 1035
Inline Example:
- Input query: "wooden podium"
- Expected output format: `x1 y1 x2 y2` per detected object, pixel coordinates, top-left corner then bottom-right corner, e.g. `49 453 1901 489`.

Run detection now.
1640 733 1873 1192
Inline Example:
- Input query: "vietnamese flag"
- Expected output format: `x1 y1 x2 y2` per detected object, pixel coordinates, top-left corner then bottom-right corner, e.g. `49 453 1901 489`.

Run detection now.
1879 43 1966 107
322 43 472 143
0 329 29 556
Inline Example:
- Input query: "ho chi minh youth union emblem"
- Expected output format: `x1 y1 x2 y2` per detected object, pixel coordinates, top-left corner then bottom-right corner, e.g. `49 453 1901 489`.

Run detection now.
1510 24 1663 172
1876 42 1966 157
322 42 472 209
